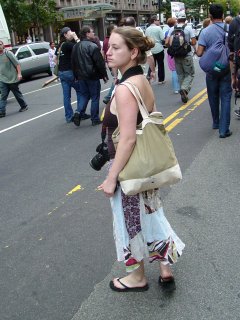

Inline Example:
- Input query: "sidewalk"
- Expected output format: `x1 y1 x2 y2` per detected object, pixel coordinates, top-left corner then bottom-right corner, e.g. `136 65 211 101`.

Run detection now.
71 117 240 320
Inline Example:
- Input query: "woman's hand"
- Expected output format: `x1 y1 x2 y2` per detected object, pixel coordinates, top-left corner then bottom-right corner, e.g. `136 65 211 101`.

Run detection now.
98 176 117 198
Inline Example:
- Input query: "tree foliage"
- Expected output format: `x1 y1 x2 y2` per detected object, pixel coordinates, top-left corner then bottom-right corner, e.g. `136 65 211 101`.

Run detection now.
185 0 239 20
158 0 240 22
0 0 63 36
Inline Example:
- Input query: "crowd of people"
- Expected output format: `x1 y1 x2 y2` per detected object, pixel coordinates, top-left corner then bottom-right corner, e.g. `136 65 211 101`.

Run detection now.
1 5 239 136
1 3 239 293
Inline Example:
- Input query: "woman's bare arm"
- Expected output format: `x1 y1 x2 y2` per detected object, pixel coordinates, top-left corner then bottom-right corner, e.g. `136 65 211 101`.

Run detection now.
98 85 139 196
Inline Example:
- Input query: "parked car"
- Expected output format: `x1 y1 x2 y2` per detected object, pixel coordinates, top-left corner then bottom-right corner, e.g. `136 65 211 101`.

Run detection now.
195 23 203 40
11 42 52 79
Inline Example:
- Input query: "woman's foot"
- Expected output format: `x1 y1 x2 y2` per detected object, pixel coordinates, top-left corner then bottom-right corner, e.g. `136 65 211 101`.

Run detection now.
160 262 173 278
159 263 176 291
110 277 149 292
111 273 148 290
158 276 176 291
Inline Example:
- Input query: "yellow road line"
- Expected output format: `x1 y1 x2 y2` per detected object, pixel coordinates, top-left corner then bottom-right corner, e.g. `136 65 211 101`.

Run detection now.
165 118 184 132
166 93 208 132
163 88 207 125
66 185 83 196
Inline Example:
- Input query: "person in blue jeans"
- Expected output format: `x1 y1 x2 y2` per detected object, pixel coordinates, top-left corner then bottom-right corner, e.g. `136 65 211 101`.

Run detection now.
58 70 82 122
205 73 232 135
71 26 108 127
55 27 91 123
197 4 232 138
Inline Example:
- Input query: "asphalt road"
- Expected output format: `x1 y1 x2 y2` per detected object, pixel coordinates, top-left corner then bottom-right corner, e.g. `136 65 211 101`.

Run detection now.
0 57 239 320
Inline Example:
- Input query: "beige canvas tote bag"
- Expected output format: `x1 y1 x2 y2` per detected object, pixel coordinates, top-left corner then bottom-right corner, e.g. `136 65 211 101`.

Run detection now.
112 81 182 195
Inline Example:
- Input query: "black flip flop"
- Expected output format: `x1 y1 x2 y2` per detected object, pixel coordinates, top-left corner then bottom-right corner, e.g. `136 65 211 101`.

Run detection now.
109 278 149 292
158 276 176 292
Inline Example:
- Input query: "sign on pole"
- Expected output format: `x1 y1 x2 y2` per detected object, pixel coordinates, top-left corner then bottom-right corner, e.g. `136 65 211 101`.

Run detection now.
171 2 185 18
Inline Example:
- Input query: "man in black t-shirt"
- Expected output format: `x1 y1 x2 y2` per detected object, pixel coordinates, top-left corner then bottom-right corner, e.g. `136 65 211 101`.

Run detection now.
55 27 91 123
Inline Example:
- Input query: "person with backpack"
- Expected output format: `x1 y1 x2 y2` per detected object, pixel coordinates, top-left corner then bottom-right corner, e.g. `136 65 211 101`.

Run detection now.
228 11 240 117
0 39 28 118
197 4 232 139
166 17 180 94
165 12 196 103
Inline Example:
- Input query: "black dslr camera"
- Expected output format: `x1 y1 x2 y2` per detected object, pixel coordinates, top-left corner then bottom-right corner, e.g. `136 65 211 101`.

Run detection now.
89 126 110 171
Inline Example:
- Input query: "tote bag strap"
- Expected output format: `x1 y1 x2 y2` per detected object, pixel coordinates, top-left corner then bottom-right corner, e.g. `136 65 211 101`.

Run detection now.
119 81 150 119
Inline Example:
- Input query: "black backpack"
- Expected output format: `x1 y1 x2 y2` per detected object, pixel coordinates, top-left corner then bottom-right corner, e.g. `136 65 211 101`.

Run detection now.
167 25 191 58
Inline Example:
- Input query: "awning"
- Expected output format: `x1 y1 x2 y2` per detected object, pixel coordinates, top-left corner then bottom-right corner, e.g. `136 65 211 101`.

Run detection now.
60 3 114 21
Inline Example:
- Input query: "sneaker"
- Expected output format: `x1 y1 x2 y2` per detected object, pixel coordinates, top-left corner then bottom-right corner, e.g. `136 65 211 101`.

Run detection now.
81 113 91 120
234 109 240 118
19 106 28 112
73 112 81 126
158 81 166 85
66 117 73 123
180 89 188 103
92 119 102 126
174 90 179 94
0 112 6 118
219 130 232 138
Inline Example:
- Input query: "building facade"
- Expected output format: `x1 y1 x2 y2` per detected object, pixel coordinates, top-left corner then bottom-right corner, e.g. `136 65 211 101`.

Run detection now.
55 0 157 40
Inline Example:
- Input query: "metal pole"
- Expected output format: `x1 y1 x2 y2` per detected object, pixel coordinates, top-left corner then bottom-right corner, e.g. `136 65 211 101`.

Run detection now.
158 0 161 22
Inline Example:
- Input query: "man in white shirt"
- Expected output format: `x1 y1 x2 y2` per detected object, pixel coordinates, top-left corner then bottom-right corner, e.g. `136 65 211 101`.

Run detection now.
145 15 165 84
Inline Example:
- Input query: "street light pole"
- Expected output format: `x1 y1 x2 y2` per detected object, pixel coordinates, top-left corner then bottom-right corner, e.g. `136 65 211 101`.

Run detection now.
152 0 161 21
158 0 161 22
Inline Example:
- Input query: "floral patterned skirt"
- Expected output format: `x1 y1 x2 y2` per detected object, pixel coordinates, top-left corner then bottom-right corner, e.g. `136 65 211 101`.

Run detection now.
110 187 185 273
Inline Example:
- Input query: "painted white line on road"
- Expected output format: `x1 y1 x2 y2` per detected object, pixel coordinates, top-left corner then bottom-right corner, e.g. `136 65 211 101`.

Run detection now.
7 82 60 100
0 106 63 134
7 83 109 100
0 88 109 135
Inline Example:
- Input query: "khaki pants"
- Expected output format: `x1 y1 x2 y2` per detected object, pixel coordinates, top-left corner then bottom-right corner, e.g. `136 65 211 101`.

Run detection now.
175 55 195 93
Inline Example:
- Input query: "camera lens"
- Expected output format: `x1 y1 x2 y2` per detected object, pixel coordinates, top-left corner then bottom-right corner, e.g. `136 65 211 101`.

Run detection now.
89 142 110 171
89 154 106 171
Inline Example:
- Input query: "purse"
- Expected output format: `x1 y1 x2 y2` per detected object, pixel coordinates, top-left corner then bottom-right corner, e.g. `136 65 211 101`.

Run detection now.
112 81 182 196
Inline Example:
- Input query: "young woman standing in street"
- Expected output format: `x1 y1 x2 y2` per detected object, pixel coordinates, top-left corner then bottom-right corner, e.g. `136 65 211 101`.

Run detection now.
98 27 184 292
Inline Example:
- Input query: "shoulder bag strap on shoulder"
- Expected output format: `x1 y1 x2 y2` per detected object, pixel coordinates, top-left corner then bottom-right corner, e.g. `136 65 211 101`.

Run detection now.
5 51 16 69
213 23 227 44
119 81 149 119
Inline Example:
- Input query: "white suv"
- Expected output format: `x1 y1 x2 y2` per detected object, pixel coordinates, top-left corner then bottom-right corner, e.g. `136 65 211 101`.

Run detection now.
11 42 52 79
